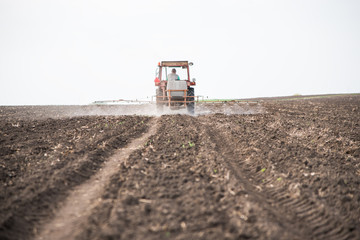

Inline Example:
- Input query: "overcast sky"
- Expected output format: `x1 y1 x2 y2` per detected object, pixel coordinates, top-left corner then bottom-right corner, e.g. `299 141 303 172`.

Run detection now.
1 0 359 105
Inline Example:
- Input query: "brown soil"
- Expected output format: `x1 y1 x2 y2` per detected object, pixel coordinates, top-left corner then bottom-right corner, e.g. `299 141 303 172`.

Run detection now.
0 114 151 239
0 94 359 240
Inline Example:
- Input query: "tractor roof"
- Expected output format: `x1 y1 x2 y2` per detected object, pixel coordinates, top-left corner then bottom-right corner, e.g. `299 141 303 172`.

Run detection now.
161 61 189 67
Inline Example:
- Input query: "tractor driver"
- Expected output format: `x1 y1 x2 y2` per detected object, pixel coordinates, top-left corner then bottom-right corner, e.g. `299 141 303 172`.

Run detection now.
167 68 180 81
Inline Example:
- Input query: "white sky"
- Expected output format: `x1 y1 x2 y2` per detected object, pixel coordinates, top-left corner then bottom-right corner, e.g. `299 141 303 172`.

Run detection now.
1 0 359 105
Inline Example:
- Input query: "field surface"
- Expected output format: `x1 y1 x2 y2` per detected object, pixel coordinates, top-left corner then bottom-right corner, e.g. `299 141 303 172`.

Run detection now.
0 95 359 240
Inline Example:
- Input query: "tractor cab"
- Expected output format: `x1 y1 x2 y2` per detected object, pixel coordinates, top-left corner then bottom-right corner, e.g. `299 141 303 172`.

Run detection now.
154 61 196 85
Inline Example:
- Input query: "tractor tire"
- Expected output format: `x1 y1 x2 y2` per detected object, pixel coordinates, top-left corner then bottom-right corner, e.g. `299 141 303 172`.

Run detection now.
187 87 195 115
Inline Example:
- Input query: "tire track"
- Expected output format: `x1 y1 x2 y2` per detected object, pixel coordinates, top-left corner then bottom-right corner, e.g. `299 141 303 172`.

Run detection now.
201 117 358 240
193 117 306 239
35 118 159 240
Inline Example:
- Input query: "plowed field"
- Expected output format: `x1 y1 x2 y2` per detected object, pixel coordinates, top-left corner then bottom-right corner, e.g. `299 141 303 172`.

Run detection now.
1 95 359 240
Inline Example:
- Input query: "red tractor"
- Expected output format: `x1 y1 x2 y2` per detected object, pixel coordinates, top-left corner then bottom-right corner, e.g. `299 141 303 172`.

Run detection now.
154 61 196 114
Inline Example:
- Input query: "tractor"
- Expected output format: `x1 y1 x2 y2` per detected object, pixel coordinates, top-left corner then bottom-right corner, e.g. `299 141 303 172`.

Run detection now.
154 61 196 114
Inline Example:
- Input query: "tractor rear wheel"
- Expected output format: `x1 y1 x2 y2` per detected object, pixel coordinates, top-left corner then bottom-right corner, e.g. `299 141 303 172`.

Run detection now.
187 87 195 115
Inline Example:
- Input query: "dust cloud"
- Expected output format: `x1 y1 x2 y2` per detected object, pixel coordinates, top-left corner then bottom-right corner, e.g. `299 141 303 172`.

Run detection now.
69 102 265 117
0 102 264 120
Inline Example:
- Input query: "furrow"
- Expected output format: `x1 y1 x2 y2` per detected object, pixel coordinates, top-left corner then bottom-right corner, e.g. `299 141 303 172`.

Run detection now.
297 206 322 218
319 225 346 239
282 197 308 208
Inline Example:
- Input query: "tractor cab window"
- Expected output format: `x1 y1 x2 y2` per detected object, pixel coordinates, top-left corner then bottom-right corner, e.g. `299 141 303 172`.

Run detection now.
161 67 188 81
